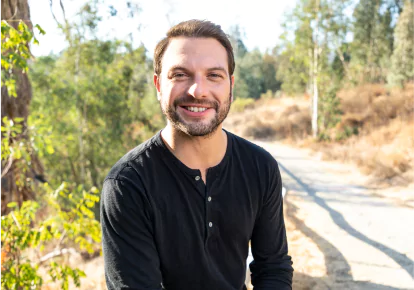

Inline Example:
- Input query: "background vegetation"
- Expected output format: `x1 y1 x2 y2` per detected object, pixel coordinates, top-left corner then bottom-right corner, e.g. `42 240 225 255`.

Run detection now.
1 0 413 288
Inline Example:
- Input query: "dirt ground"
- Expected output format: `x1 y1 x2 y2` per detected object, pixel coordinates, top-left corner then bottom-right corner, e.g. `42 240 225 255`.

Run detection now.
257 140 414 290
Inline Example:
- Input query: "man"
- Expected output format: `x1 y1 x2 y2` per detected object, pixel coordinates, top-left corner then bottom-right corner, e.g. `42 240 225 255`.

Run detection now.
101 19 293 290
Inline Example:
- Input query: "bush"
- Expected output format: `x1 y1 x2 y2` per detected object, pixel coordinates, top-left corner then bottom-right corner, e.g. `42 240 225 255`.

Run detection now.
1 184 101 290
231 98 255 113
243 119 276 139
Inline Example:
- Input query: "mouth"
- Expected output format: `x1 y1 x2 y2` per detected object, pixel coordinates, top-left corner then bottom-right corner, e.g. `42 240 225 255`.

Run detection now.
182 106 209 113
178 105 213 116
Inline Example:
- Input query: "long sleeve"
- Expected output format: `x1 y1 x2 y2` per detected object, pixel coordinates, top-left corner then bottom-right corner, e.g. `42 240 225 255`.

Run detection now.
249 161 293 289
101 170 163 290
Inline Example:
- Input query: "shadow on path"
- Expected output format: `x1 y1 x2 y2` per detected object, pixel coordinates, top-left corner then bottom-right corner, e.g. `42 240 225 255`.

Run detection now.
279 162 414 280
285 190 413 289
293 272 412 290
285 196 353 281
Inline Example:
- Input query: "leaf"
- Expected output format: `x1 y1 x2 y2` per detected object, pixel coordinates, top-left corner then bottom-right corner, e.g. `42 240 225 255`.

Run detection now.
90 186 99 194
35 24 46 35
13 117 24 123
7 202 17 208
14 149 22 159
46 145 54 154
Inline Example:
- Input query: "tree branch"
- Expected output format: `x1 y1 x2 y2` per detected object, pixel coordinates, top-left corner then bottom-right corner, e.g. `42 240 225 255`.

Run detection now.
38 247 80 265
1 154 14 178
49 0 63 28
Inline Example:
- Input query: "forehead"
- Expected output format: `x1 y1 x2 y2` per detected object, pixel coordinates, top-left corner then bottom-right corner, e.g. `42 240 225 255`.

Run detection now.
161 37 229 73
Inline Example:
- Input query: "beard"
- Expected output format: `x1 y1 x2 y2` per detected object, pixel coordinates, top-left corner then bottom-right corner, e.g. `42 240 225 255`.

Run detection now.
160 93 232 137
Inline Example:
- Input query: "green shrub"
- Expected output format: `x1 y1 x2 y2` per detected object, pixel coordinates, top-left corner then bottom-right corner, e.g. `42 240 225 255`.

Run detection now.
1 184 101 290
231 98 255 113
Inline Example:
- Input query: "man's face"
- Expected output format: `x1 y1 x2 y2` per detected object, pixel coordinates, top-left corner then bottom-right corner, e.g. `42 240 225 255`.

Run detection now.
154 37 234 137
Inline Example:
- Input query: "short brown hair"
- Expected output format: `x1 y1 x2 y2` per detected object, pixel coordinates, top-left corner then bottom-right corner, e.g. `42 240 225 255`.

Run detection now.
153 19 235 76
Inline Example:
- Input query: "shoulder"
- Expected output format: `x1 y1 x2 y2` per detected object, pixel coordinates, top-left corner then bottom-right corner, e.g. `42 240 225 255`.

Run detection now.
104 132 162 183
227 131 279 169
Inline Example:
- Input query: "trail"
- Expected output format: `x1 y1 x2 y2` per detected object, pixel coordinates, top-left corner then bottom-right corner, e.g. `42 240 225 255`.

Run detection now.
254 140 414 289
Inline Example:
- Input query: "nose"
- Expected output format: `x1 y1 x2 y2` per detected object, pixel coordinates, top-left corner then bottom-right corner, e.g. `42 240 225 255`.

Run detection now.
187 76 207 99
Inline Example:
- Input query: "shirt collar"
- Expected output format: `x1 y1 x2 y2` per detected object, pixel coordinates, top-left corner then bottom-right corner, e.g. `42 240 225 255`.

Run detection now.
154 129 232 177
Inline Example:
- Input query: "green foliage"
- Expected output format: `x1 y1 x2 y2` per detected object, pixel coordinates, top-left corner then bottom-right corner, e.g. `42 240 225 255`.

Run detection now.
228 25 248 59
30 1 163 189
350 0 395 83
228 27 280 100
277 0 353 94
318 85 342 132
1 15 102 289
1 114 54 191
233 49 280 99
260 90 275 100
1 20 44 97
1 184 100 289
277 0 313 95
230 98 255 113
335 126 359 141
1 113 100 290
30 40 162 189
277 42 309 94
1 117 24 161
388 0 414 87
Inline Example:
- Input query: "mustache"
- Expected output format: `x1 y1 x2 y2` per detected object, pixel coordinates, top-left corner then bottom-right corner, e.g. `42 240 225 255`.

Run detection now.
173 95 219 110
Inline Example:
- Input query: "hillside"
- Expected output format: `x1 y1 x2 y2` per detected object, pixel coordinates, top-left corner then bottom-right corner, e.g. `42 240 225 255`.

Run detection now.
224 83 414 187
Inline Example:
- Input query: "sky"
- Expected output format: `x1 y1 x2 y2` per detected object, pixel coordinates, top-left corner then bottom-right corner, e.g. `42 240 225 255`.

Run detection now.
30 0 297 58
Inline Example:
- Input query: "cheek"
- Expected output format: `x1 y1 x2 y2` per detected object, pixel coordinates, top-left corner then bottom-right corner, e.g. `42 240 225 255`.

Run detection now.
215 84 231 102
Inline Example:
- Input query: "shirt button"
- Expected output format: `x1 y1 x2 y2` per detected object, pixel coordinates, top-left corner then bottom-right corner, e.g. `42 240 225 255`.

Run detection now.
195 176 200 181
208 196 212 202
209 222 213 227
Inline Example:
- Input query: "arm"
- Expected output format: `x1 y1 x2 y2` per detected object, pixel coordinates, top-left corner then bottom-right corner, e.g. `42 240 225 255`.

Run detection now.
249 160 293 289
101 170 163 290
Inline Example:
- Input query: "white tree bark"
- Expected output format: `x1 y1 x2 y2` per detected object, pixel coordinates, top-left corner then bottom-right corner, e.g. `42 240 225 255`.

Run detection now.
312 0 320 138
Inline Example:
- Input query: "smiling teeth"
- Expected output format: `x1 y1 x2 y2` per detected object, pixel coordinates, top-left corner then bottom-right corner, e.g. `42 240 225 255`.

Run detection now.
187 107 207 112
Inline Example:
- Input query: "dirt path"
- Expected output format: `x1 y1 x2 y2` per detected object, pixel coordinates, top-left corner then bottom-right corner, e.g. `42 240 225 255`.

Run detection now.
254 140 414 289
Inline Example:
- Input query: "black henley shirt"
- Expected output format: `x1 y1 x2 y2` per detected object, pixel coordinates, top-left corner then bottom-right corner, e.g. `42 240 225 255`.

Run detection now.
101 130 293 290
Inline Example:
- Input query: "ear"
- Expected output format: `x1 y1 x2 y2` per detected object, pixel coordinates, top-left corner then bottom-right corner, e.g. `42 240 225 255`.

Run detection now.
230 75 235 103
153 74 161 100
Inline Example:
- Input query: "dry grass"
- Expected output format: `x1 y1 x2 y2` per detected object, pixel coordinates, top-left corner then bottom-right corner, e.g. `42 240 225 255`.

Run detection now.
224 97 311 141
226 83 414 184
317 83 414 183
336 83 413 133
312 118 414 184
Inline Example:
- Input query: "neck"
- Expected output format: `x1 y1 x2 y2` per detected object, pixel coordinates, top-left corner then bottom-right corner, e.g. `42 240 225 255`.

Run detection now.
161 123 227 173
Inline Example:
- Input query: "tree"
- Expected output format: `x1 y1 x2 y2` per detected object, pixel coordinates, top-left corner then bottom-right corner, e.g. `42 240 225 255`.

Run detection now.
262 51 282 93
1 0 45 214
388 0 414 86
228 25 248 59
1 3 103 289
277 0 353 137
350 0 395 83
30 2 163 191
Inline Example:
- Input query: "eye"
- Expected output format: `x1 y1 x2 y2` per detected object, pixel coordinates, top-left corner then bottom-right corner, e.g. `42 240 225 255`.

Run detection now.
172 72 187 79
209 73 223 79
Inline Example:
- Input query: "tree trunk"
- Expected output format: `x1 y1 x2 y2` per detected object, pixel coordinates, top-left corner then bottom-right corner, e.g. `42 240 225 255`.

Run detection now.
1 0 42 215
312 0 320 138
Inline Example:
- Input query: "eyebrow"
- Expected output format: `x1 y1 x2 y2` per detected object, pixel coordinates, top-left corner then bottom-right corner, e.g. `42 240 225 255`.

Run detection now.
168 65 189 72
207 67 228 74
168 65 228 74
